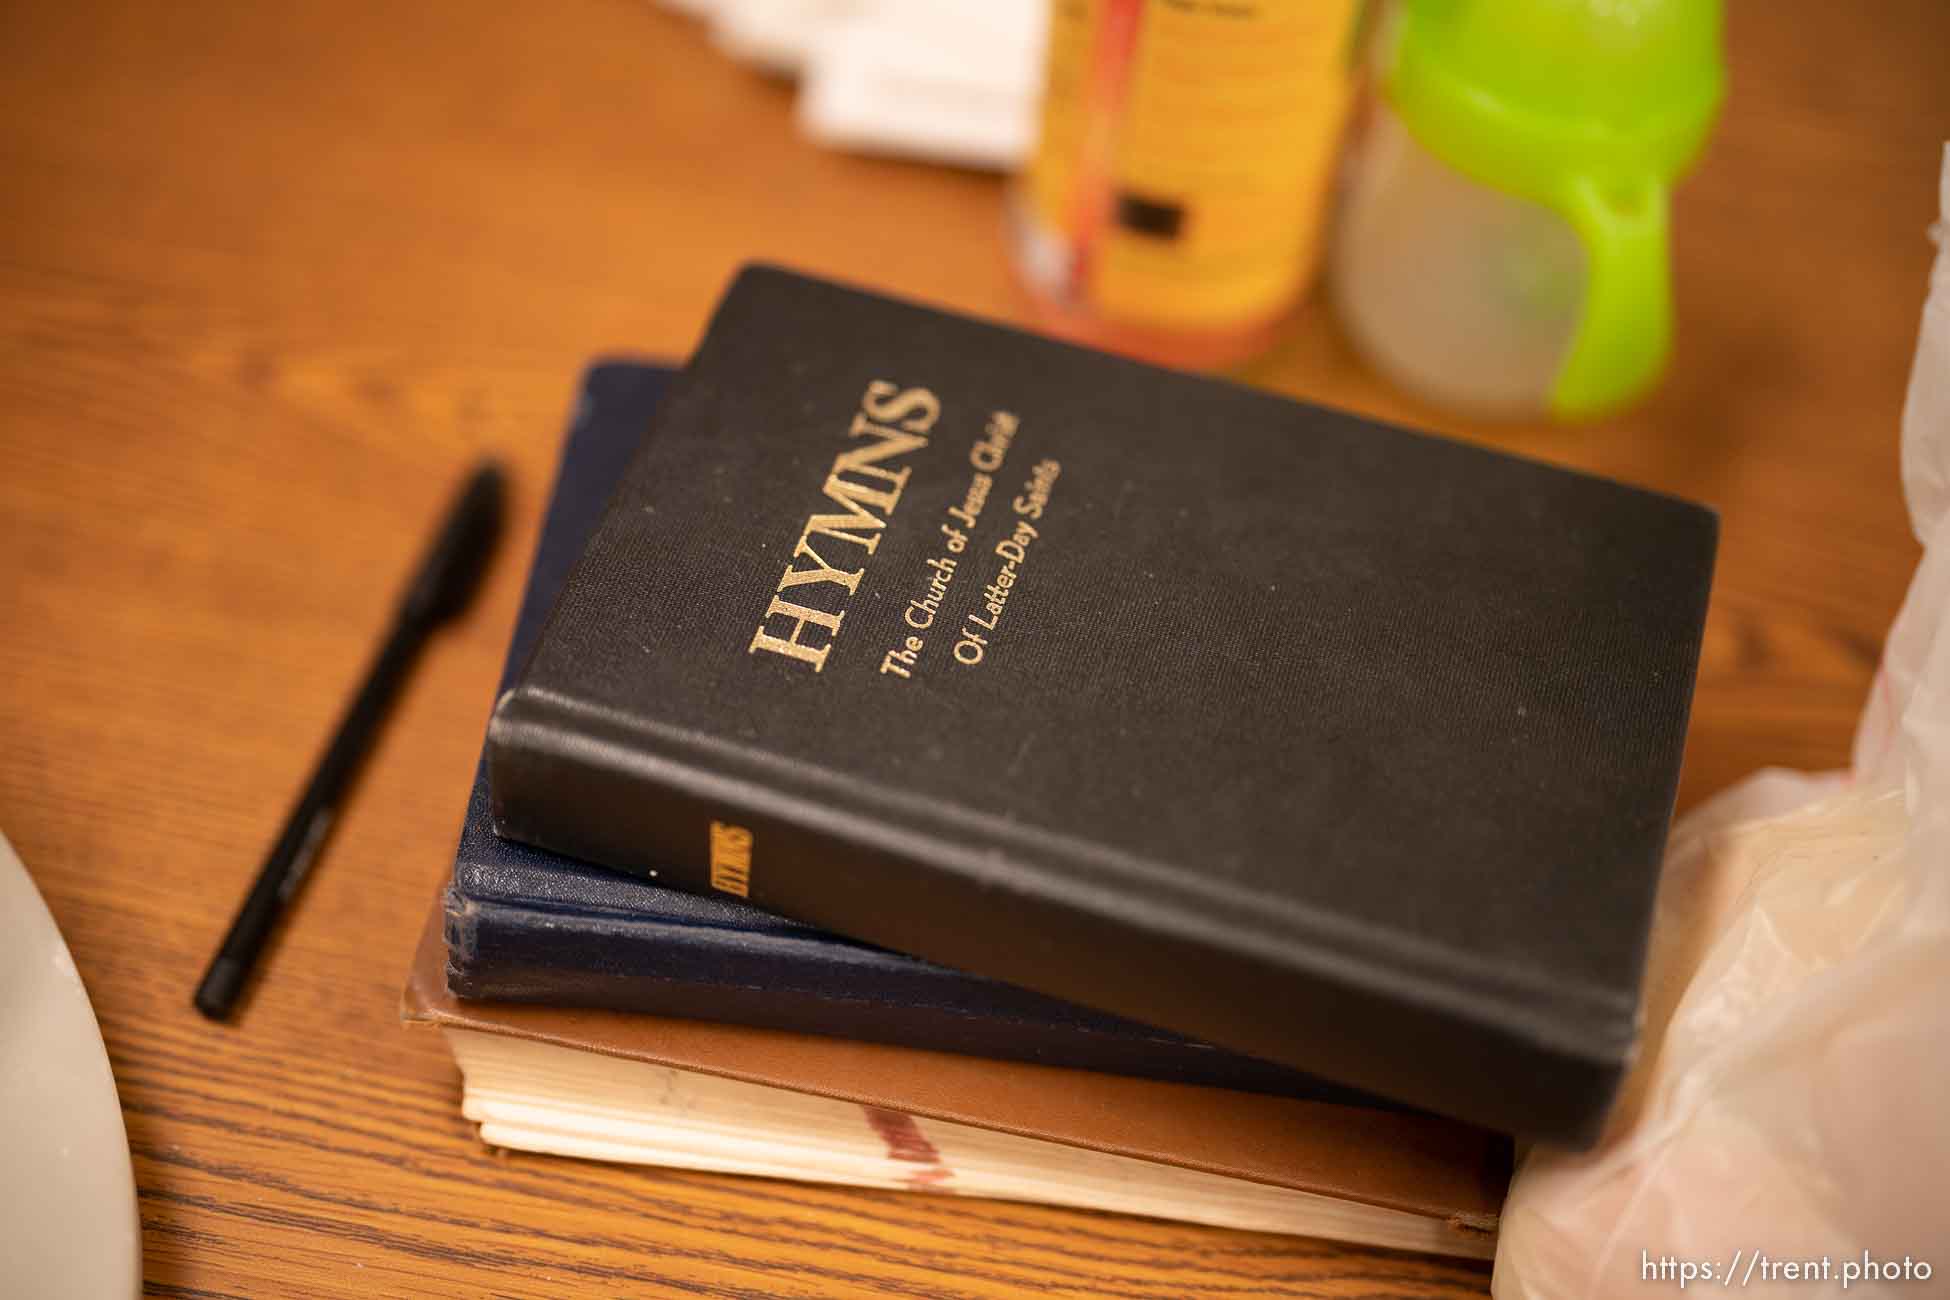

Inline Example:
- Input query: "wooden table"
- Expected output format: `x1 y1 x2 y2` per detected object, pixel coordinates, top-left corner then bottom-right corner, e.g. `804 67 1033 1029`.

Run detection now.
3 2 1943 1295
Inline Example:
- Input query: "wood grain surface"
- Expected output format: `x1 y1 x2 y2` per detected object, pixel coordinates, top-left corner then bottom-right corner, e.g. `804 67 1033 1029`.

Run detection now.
2 2 1943 1295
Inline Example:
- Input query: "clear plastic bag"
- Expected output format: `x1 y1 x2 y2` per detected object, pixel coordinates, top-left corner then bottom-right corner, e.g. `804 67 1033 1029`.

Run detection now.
1493 147 1950 1298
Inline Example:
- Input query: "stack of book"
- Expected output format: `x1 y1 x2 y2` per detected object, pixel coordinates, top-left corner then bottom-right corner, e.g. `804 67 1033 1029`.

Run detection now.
403 269 1717 1259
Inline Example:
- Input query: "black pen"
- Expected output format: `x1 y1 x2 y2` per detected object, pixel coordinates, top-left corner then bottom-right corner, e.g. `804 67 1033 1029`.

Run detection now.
195 460 506 1021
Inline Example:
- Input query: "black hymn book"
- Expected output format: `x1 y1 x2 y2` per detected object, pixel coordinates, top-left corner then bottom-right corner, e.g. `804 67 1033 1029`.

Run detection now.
488 265 1717 1146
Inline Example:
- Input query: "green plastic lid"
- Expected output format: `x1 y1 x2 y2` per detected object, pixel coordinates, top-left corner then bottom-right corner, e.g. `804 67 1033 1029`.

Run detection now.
1387 0 1725 417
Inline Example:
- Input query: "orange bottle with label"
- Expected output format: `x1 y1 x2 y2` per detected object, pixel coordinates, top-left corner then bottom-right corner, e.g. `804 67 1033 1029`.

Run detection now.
1011 0 1366 369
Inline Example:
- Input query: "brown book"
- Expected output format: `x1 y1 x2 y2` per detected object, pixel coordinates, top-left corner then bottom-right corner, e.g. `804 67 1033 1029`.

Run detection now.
403 902 1508 1257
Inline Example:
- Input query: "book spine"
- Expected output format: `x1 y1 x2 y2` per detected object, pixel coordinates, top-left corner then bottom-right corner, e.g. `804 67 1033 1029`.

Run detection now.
485 686 1146 1034
488 686 879 907
443 888 1376 1100
486 686 1618 1144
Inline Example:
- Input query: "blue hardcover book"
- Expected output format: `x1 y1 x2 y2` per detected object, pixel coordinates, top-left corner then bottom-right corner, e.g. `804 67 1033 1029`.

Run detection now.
443 360 1374 1101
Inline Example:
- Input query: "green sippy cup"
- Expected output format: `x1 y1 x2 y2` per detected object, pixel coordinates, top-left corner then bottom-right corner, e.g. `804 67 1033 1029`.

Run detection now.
1331 0 1725 419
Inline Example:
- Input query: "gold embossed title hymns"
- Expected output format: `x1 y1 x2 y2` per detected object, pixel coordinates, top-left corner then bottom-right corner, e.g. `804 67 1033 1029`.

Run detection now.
748 382 939 671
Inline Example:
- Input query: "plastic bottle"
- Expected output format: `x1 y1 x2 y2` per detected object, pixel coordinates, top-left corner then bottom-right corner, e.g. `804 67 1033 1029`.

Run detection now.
1011 0 1367 370
1331 0 1724 419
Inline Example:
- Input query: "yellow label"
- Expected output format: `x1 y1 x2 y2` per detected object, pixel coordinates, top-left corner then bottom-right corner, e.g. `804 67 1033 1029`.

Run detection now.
1026 0 1361 330
709 821 753 897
